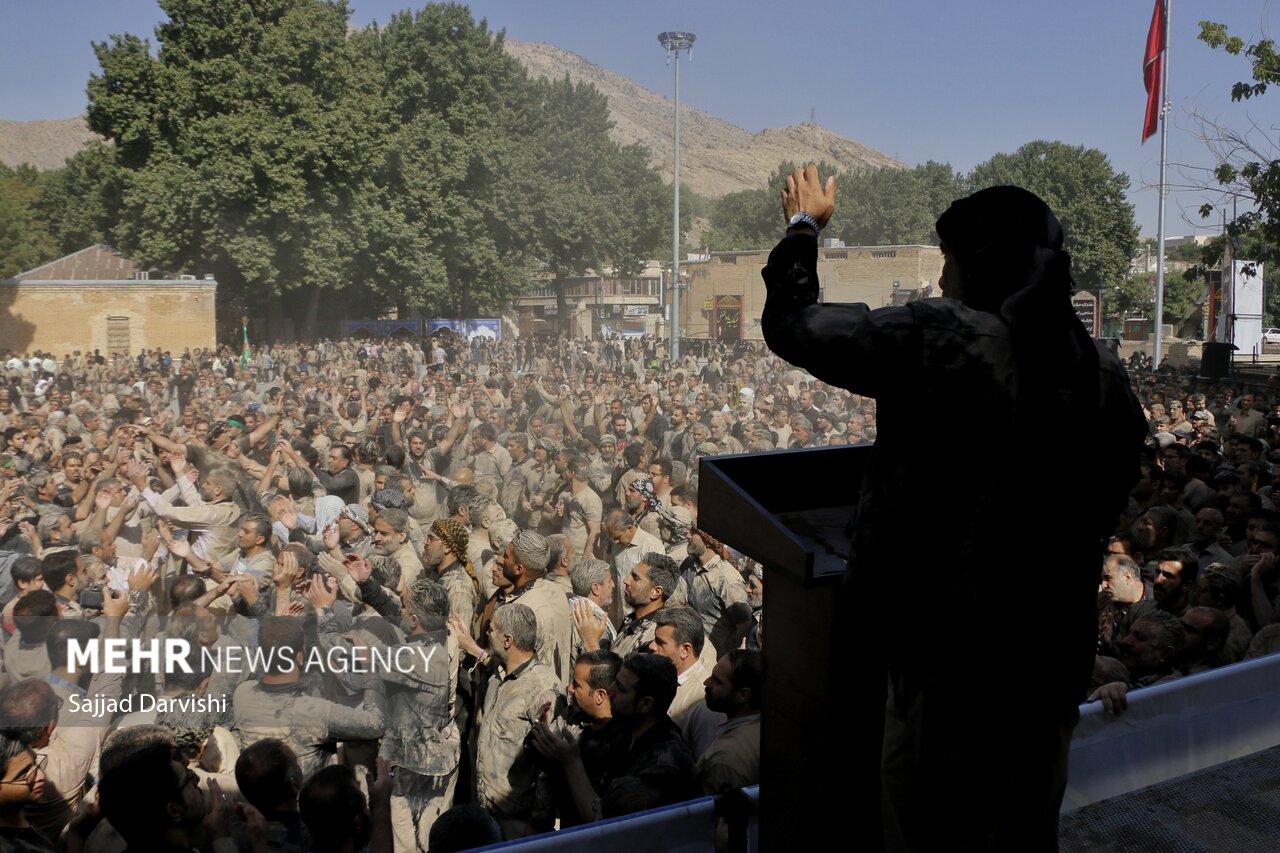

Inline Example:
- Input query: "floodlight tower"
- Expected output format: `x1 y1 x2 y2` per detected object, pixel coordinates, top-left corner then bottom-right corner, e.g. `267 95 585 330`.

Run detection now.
659 31 694 361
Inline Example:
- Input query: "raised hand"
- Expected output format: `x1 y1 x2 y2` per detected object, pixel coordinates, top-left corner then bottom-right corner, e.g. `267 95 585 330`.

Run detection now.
272 495 298 529
530 716 578 764
128 564 159 592
345 554 372 583
368 756 393 812
102 586 130 619
304 574 338 608
274 551 298 588
781 164 837 229
572 598 607 650
448 614 483 657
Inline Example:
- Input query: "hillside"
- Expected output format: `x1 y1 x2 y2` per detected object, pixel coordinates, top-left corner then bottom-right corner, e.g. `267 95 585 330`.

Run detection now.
0 117 99 172
0 38 903 197
504 39 903 197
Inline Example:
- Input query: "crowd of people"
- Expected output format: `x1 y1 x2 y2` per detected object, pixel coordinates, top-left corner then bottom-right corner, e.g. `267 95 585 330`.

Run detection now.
1092 374 1280 711
2 328 1279 851
0 332 775 853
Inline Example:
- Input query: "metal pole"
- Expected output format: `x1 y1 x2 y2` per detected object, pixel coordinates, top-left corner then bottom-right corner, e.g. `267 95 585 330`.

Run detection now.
673 50 681 362
1154 0 1170 369
659 32 694 363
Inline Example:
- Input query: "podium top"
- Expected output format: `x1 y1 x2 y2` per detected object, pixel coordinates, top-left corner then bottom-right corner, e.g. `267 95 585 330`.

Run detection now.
697 445 871 583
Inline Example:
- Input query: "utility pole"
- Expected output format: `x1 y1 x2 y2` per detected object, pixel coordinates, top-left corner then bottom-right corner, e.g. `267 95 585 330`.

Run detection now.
659 31 695 361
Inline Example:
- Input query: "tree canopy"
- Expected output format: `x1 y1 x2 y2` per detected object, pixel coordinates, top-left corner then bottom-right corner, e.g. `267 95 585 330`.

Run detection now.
835 161 963 247
1194 20 1279 323
967 140 1138 297
701 160 843 252
0 164 58 279
40 0 672 334
701 146 1136 309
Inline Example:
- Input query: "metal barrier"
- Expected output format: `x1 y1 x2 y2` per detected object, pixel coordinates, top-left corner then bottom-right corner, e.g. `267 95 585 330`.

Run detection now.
1064 652 1280 810
478 786 759 852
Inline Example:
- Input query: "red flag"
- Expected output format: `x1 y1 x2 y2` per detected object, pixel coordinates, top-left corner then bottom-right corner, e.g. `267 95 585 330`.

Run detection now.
1142 0 1166 143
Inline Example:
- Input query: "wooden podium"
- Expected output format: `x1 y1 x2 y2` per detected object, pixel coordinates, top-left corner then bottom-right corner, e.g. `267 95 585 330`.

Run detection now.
699 445 882 850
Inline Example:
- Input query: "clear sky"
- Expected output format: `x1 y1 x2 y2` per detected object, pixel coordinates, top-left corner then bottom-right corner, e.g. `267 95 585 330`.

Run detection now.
3 0 1277 238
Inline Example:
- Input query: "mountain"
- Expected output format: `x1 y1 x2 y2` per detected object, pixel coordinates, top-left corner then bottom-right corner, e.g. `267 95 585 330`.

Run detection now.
504 39 903 198
0 117 99 172
0 39 903 197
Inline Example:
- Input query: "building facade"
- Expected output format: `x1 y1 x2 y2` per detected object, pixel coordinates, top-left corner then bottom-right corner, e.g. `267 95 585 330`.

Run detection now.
512 260 666 338
0 245 217 358
681 243 944 343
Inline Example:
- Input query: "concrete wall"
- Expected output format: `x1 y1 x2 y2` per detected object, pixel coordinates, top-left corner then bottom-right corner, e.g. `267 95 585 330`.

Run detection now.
0 282 217 357
682 244 943 341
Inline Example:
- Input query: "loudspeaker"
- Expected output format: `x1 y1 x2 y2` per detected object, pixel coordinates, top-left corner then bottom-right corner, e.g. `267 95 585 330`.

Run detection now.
1201 342 1235 379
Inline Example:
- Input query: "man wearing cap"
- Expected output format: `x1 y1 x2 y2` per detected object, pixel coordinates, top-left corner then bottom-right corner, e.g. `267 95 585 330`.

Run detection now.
761 166 1146 847
425 518 479 634
587 435 619 504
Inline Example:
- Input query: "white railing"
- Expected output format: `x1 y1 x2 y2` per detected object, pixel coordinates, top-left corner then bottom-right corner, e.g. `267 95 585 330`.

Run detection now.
1064 653 1280 810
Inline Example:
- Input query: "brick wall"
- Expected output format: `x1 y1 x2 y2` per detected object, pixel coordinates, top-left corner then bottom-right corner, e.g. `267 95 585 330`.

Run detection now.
683 244 943 340
0 282 217 358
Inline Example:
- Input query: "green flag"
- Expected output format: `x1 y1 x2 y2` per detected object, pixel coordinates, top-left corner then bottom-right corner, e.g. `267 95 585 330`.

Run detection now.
241 322 250 371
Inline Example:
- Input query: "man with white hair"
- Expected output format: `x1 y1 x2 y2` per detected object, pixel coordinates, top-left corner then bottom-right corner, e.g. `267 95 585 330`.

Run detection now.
499 530 572 685
569 558 618 662
475 603 562 838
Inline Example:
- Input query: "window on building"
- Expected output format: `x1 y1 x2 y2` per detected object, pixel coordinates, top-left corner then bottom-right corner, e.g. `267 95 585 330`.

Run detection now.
871 250 897 259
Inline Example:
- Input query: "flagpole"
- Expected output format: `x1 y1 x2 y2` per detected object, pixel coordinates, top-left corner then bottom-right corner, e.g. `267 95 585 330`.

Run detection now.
1154 0 1170 370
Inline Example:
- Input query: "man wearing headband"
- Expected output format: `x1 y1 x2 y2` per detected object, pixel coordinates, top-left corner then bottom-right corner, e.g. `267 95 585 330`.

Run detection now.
761 167 1146 848
426 518 478 626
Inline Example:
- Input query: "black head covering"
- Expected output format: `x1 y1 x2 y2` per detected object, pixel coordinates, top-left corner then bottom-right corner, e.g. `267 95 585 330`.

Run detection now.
935 185 1068 314
936 185 1100 447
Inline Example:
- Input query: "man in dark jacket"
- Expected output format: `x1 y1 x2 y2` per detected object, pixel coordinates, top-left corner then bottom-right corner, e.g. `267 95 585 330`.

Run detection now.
761 167 1147 851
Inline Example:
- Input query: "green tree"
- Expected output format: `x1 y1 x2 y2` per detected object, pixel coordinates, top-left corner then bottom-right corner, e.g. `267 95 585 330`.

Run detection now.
517 73 672 330
86 0 378 336
702 160 841 252
967 141 1139 297
837 161 962 247
39 142 125 254
0 164 58 279
1194 23 1280 292
1110 268 1203 328
702 186 777 252
350 4 534 318
1108 271 1153 321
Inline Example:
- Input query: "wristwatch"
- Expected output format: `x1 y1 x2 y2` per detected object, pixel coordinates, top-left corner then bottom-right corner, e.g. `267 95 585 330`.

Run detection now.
788 211 821 233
